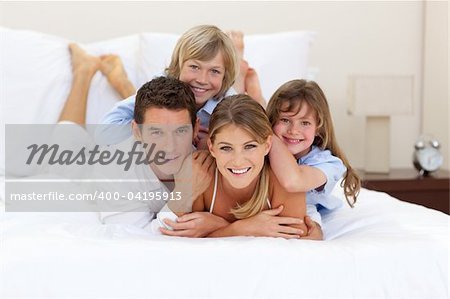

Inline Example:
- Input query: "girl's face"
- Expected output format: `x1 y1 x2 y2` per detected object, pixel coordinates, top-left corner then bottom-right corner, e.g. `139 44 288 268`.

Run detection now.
208 125 271 190
273 102 318 159
179 51 225 108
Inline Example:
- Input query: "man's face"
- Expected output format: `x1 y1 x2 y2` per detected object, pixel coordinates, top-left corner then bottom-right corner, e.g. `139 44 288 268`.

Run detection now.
133 107 195 180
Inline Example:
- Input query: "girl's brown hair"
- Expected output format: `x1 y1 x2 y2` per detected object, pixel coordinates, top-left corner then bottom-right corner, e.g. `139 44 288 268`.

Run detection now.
267 79 360 206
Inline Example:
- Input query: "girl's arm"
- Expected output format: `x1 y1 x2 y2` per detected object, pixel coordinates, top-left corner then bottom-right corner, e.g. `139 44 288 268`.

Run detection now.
269 135 326 193
268 169 308 235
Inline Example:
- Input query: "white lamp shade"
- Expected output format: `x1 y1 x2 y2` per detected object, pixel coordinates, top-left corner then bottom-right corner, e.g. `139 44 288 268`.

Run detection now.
348 75 414 116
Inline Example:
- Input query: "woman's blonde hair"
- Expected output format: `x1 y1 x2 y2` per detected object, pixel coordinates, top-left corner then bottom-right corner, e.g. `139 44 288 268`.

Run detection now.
166 25 238 99
209 95 272 219
266 79 361 207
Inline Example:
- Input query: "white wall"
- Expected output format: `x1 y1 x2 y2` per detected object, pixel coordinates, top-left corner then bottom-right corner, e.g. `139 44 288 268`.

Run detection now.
1 1 446 170
422 0 449 170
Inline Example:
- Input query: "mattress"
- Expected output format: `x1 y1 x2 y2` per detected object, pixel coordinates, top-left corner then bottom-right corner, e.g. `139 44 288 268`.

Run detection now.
1 175 448 298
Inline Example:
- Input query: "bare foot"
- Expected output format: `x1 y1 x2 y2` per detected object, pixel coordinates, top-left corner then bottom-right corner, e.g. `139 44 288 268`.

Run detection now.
99 54 135 99
99 55 128 85
227 30 244 59
245 68 265 107
68 43 100 76
232 59 248 94
227 31 247 94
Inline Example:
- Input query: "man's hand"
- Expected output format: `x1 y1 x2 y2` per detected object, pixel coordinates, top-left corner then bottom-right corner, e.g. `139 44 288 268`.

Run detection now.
160 212 229 237
189 150 215 199
170 150 215 213
238 205 305 239
300 216 324 240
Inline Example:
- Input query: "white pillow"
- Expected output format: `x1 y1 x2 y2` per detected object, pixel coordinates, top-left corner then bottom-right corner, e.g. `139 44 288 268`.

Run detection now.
0 27 141 175
138 31 315 100
1 27 72 125
1 28 315 176
137 32 179 85
1 28 141 125
83 35 141 123
1 27 70 175
244 31 315 100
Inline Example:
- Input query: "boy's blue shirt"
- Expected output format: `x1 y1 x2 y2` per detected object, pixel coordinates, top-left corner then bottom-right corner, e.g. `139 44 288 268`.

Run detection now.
97 87 236 145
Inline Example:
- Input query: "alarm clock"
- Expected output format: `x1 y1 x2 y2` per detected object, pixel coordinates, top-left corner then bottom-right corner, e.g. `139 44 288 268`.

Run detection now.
413 135 444 176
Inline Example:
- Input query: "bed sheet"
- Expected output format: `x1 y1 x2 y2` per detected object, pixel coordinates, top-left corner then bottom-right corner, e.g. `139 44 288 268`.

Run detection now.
0 175 448 298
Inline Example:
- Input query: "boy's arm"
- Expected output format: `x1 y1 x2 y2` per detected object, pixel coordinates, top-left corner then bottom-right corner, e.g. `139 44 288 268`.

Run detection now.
95 95 136 145
269 135 326 193
102 95 136 125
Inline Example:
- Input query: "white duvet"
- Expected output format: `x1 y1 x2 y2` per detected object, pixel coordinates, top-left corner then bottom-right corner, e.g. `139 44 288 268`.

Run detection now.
1 177 448 299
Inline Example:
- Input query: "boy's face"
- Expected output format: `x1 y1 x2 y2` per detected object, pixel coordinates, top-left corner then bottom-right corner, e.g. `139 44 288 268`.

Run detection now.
179 51 225 108
133 107 196 180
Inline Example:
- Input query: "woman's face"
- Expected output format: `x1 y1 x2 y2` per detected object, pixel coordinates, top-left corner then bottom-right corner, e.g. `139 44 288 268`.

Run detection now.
208 124 271 190
179 51 225 108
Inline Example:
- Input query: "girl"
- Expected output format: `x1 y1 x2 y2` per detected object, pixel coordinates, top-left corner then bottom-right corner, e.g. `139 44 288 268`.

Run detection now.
99 25 240 146
267 79 361 232
160 95 307 239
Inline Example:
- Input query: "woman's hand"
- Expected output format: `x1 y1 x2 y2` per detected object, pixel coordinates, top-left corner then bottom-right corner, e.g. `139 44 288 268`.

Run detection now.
169 150 215 214
238 205 305 239
160 212 229 237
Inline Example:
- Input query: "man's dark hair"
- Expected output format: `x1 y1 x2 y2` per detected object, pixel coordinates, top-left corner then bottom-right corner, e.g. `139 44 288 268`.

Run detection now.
134 76 197 128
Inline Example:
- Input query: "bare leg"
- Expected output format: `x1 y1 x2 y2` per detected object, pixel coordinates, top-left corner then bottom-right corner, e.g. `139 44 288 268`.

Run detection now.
99 55 136 99
227 30 265 106
245 67 265 107
227 31 247 94
58 43 100 125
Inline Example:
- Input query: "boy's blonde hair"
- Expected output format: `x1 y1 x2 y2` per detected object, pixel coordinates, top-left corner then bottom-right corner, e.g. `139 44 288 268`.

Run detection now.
209 95 272 219
267 79 361 207
166 25 238 99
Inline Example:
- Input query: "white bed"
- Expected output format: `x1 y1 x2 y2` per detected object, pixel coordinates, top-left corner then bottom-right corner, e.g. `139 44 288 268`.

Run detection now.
0 176 448 298
1 27 448 298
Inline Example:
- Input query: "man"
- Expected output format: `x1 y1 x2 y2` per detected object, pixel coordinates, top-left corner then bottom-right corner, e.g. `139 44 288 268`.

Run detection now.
98 76 215 230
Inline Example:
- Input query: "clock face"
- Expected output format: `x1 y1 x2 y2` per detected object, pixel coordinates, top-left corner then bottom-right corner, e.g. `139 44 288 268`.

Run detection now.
416 147 443 172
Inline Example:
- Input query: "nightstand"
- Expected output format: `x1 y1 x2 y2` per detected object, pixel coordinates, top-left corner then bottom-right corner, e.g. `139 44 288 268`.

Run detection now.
358 168 449 214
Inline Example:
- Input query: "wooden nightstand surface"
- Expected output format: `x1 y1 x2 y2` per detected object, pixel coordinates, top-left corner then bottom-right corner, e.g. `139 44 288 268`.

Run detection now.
358 168 449 215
